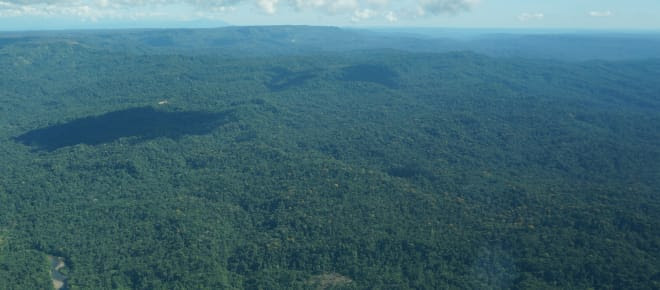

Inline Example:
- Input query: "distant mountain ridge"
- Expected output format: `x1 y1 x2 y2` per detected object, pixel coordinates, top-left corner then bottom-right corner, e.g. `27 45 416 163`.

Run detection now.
2 25 660 60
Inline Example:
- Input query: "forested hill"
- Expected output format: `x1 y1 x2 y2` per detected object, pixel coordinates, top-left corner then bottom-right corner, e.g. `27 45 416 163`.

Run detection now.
3 25 660 60
0 27 659 289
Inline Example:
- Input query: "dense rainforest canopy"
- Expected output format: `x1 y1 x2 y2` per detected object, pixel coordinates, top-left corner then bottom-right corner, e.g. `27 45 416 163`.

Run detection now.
0 26 659 289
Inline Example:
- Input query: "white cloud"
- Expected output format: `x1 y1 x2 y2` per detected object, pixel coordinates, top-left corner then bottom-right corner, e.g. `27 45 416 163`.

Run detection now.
588 10 612 17
0 0 239 19
518 12 543 22
292 0 360 14
0 2 116 20
384 10 396 22
351 8 374 21
0 0 478 21
417 0 478 16
258 0 279 14
366 0 387 7
350 8 397 23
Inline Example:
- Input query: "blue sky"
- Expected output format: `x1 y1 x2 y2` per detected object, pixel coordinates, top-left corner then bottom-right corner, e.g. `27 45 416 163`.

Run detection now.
0 0 659 31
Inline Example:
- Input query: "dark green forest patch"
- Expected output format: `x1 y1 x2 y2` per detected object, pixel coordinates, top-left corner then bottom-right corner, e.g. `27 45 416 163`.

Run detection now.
267 67 317 91
341 64 399 88
211 38 240 46
14 107 235 151
0 37 33 48
387 164 434 179
141 36 176 47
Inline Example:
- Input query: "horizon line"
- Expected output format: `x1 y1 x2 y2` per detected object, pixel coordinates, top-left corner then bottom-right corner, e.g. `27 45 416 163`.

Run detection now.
2 24 660 34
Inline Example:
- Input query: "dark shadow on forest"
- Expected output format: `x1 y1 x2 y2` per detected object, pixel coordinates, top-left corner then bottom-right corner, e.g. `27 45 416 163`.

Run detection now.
15 107 236 151
387 164 434 179
267 67 317 91
341 64 399 88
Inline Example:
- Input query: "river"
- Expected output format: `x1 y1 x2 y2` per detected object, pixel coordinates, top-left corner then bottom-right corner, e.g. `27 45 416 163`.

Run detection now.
47 255 68 290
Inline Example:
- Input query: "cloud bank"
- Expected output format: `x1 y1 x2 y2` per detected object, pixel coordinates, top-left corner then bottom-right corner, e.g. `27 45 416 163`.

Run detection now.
0 0 480 22
518 12 544 22
589 10 612 17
